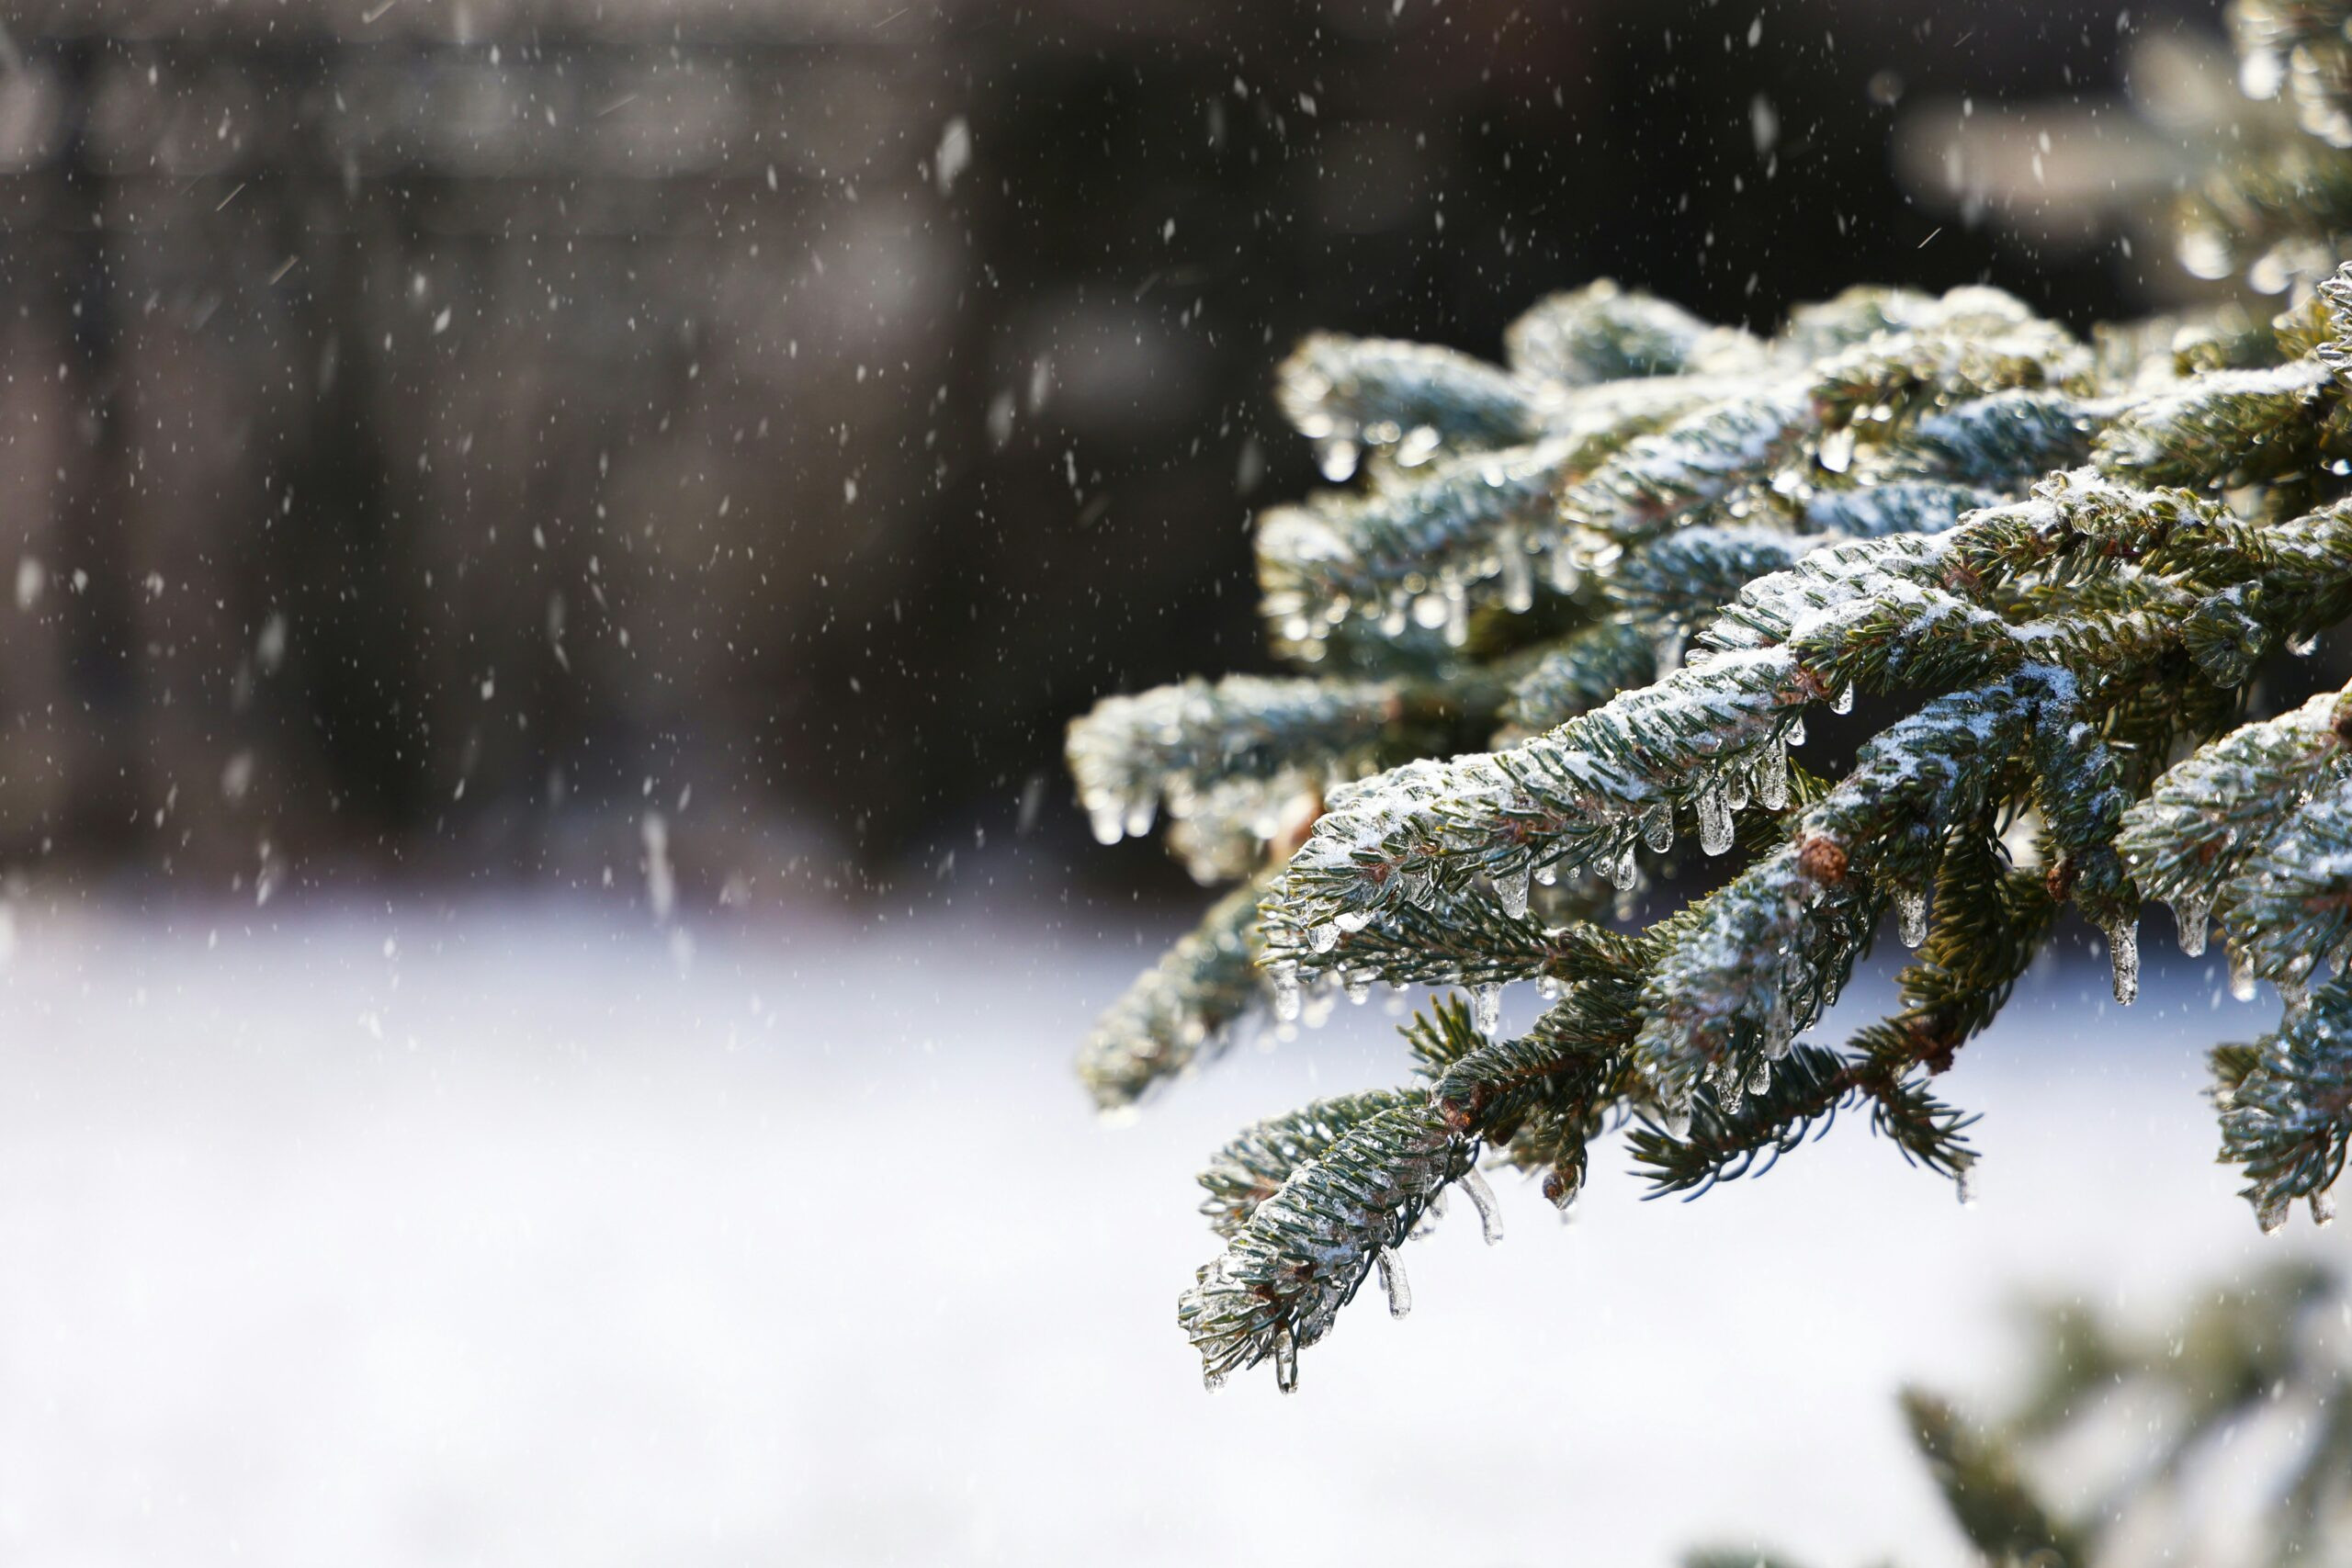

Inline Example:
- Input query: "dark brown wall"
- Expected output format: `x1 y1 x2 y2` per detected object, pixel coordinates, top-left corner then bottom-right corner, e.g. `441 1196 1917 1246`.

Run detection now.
0 0 2224 899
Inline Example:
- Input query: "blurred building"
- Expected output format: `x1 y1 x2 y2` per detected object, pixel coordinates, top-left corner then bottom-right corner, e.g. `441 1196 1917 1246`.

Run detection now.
0 0 2219 902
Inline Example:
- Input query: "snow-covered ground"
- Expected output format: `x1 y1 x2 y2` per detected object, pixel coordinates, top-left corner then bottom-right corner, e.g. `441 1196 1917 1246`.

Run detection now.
0 892 2330 1566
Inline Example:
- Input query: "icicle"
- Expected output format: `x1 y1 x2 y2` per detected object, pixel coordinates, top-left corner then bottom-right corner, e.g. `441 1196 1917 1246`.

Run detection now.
1272 1325 1300 1393
1442 585 1469 649
1600 840 1636 890
1123 798 1158 839
2230 946 2258 1002
2174 892 2210 958
1344 970 1372 1005
1308 919 1341 954
2257 1190 2291 1236
1533 863 1558 886
1745 1060 1771 1096
1459 1168 1504 1245
1707 1055 1740 1099
1272 964 1303 1021
1472 982 1504 1040
1498 527 1534 614
1496 865 1531 920
1831 682 1855 716
1375 1248 1412 1318
2313 1187 2336 1228
1203 1368 1227 1392
1954 1165 1976 1208
1641 803 1674 855
1724 770 1750 814
1895 885 1928 949
1785 714 1806 748
1754 738 1790 810
1316 436 1358 483
2106 918 2140 1005
1696 785 1734 856
1658 1091 1694 1140
1088 803 1125 845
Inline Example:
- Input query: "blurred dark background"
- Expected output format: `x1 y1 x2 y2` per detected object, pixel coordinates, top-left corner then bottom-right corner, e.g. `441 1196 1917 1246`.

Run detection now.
0 0 2224 905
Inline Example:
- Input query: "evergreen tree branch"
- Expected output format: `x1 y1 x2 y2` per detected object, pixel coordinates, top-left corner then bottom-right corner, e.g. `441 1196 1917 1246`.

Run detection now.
1078 875 1273 1110
1799 478 2001 538
1899 1390 2088 1568
1884 388 2108 485
1276 333 1541 465
1498 620 1658 738
1504 278 1742 384
2213 975 2352 1231
1176 1097 1473 1390
1197 1089 1418 1239
2118 682 2352 963
1074 126 2352 1383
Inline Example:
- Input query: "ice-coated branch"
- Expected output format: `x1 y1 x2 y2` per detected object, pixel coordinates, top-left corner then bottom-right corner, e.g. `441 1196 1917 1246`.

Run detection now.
1196 1089 1416 1239
1078 876 1272 1110
1254 437 1585 645
1498 620 1657 738
2320 258 2352 385
1074 173 2352 1390
1632 677 2046 1114
1275 892 1638 990
1627 1043 1979 1201
1557 381 1816 548
1067 674 1405 848
1779 283 2042 357
1886 389 2105 486
1503 278 1742 384
1900 1390 2088 1568
1430 979 1640 1207
1799 479 2001 538
1261 643 1826 947
1630 842 1880 1125
1805 316 2089 434
2092 360 2343 487
2212 976 2352 1232
1266 519 2066 948
2214 772 2352 989
1637 756 2053 1201
1275 333 1540 473
1177 1096 1474 1390
1610 525 1817 642
2118 682 2352 967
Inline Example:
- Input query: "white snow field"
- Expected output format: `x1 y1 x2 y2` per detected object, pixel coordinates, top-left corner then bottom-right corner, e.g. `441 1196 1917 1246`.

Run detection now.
0 891 2332 1567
